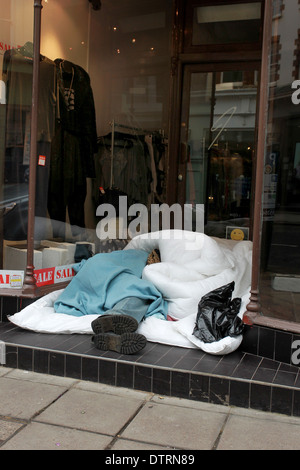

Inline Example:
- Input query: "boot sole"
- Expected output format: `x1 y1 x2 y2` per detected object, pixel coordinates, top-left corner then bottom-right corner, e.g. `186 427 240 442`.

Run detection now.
92 332 147 355
91 314 139 335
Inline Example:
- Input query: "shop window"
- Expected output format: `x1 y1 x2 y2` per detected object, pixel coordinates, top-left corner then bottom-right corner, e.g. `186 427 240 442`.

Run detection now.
260 0 300 323
0 0 34 288
0 0 173 293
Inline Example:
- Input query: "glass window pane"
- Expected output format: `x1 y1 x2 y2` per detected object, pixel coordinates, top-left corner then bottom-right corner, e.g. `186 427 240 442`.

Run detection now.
0 0 33 283
23 0 172 287
183 68 258 239
192 2 261 45
260 0 300 322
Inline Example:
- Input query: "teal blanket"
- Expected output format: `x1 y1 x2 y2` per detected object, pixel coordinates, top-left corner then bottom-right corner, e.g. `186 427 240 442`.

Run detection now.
54 249 168 319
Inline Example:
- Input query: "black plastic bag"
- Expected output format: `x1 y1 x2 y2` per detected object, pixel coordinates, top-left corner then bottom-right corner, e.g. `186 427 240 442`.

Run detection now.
193 281 244 343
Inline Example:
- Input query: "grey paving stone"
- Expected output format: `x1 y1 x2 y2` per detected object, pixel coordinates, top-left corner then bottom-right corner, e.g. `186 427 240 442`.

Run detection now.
122 401 227 450
36 387 147 436
0 377 68 420
218 413 300 450
0 418 24 442
1 422 112 450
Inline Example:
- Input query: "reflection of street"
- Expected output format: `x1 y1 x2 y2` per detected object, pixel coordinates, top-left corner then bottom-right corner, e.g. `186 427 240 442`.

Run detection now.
1 183 28 209
267 214 300 275
261 211 300 323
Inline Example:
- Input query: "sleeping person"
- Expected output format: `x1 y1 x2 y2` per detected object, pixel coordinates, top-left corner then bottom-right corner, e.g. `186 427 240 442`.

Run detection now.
53 249 166 355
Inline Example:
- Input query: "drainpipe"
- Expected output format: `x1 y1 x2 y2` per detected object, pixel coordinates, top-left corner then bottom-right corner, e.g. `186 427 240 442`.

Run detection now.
23 0 43 293
243 0 273 325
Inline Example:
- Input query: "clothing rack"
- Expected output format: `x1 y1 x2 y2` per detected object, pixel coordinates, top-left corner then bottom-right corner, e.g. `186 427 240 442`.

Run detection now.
109 119 155 189
95 121 168 207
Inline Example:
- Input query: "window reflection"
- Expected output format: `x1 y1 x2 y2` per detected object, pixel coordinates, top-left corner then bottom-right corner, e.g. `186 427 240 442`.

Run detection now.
185 68 257 239
260 0 300 322
0 0 172 285
192 2 261 45
0 0 33 274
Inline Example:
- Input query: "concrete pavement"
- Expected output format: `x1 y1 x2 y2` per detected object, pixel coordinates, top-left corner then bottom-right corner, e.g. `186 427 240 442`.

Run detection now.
1 366 300 451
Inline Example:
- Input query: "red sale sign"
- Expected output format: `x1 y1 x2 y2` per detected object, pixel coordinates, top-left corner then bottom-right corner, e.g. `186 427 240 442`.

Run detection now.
34 265 76 287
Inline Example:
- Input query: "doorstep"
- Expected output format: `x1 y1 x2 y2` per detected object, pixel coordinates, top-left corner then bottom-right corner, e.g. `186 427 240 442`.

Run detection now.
0 321 300 417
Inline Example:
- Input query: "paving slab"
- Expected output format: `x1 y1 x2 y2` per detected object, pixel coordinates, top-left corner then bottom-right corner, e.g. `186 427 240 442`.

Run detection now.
2 367 300 450
0 376 68 420
218 412 300 450
6 368 78 387
121 401 227 450
36 387 148 436
110 438 174 451
0 418 24 444
0 422 112 450
0 367 11 377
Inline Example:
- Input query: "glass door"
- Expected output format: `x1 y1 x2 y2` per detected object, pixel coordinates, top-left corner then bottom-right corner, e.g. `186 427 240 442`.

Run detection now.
178 63 259 239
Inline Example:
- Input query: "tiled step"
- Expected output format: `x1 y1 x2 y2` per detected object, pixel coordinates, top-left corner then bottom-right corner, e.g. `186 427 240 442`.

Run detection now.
1 321 300 417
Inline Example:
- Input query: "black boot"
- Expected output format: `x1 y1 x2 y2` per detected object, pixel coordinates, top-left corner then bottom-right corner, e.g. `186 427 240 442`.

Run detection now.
91 314 138 335
92 332 147 355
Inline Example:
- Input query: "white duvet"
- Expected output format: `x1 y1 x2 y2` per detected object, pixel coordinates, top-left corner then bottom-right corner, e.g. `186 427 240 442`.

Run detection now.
8 230 252 355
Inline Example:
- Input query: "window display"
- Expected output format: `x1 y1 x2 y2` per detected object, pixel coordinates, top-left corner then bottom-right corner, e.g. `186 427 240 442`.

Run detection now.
0 0 172 291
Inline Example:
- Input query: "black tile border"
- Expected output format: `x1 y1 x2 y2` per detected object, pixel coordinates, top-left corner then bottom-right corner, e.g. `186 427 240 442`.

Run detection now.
2 321 300 417
2 342 300 417
2 299 300 366
241 324 300 366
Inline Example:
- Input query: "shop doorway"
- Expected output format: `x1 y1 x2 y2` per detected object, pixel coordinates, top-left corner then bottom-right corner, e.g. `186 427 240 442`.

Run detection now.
177 63 259 239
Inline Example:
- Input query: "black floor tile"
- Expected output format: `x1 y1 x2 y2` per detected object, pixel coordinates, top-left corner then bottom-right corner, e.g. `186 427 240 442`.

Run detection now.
229 380 250 408
271 387 293 415
192 353 222 373
134 365 152 392
49 351 65 377
81 356 99 382
18 347 33 371
66 354 81 379
209 376 230 406
171 370 190 399
252 357 280 383
258 327 275 360
211 351 244 377
231 353 262 379
135 343 170 365
33 349 50 374
250 382 271 412
189 374 209 402
155 347 188 368
116 362 134 388
293 390 300 417
274 331 293 364
99 359 116 385
152 368 171 395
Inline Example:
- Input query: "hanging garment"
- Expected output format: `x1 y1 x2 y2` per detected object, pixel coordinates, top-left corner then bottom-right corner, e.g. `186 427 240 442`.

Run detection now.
3 46 56 148
48 125 87 236
94 132 149 208
2 45 56 240
48 59 97 235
